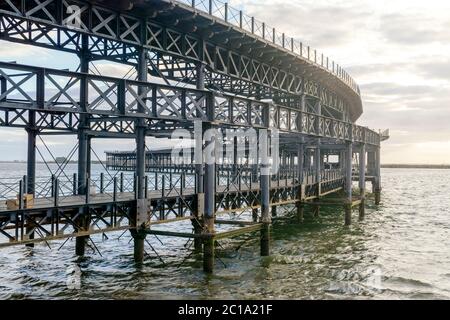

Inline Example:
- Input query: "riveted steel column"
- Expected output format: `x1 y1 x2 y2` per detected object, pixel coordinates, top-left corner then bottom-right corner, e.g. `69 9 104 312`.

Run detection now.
133 46 148 264
260 129 271 256
193 62 207 252
203 123 216 273
76 34 90 256
25 111 37 247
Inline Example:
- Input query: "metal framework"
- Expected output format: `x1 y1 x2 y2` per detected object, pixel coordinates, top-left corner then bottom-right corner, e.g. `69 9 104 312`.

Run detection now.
0 0 387 273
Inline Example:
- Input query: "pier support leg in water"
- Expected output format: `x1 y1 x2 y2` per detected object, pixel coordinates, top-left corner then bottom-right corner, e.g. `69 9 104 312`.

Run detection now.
75 34 90 256
203 218 215 274
202 123 216 273
260 130 271 256
359 144 366 220
130 230 146 264
25 111 37 247
344 203 352 226
129 46 150 265
296 203 304 223
374 146 382 205
345 142 353 226
193 65 206 253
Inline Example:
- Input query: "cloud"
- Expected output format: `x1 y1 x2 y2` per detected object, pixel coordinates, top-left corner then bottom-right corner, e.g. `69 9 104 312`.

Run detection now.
361 83 439 97
414 59 450 80
379 13 450 45
232 0 372 49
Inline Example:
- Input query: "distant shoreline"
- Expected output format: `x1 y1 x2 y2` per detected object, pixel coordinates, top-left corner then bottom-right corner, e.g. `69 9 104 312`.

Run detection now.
381 164 450 169
0 161 450 169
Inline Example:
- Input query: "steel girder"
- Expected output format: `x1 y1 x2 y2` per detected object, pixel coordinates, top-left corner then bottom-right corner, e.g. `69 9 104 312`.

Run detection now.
0 0 352 121
0 61 380 145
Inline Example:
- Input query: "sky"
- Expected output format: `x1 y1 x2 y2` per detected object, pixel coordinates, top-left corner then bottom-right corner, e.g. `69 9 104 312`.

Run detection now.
1 0 450 164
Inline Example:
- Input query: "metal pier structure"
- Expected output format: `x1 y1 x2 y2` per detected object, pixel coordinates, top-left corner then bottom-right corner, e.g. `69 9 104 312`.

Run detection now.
0 0 388 273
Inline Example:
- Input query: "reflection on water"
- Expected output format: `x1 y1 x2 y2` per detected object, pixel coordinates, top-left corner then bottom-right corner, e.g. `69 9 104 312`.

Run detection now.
1 168 450 300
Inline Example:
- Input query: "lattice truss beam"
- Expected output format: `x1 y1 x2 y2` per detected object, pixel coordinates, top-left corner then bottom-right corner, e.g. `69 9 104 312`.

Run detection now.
0 0 349 119
0 61 380 144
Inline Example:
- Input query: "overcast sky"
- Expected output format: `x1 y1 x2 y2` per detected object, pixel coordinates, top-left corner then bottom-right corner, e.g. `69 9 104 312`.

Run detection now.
0 0 449 164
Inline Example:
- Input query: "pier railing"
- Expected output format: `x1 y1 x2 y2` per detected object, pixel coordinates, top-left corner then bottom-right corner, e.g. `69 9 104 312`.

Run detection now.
0 61 379 145
0 167 345 208
175 0 360 94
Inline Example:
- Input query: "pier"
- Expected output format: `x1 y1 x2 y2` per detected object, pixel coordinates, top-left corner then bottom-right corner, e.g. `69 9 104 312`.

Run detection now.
0 0 387 273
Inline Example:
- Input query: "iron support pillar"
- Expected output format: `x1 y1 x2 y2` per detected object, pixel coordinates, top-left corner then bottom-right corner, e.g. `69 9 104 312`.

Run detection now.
130 229 146 264
375 146 382 205
298 143 304 184
76 34 90 255
313 142 321 217
193 63 206 252
260 130 271 257
297 142 304 223
25 111 37 247
203 123 216 273
359 144 366 219
345 142 353 226
193 122 204 252
133 47 148 263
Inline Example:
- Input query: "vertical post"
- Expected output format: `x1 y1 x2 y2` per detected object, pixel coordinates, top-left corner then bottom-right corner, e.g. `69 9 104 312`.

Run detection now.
260 129 271 256
25 111 37 247
132 46 148 264
54 179 59 208
203 123 216 273
113 177 117 202
73 173 77 195
374 146 381 205
313 147 321 218
18 181 23 210
359 144 366 219
344 142 353 226
100 172 104 194
297 143 304 223
193 63 206 252
76 33 90 256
